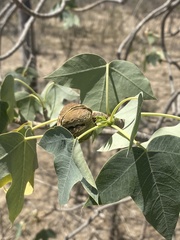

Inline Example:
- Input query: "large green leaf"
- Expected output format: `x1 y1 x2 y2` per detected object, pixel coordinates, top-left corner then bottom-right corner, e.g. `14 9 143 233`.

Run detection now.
87 149 139 205
0 101 9 133
133 135 180 240
45 54 155 113
0 126 38 222
39 126 98 205
41 82 79 122
89 134 180 239
15 91 41 121
0 75 15 122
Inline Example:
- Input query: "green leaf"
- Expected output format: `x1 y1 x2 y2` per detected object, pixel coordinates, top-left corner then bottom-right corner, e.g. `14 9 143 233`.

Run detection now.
41 82 79 122
66 0 77 9
45 54 155 113
0 75 15 122
45 54 106 111
115 96 140 127
73 140 98 203
145 51 164 66
89 135 180 239
0 174 11 188
15 66 38 92
0 153 11 188
34 229 56 240
87 149 139 205
128 93 143 152
9 67 38 90
108 61 154 106
0 101 9 133
15 91 41 121
62 10 80 29
15 67 38 80
39 126 98 205
98 132 130 152
142 123 180 148
147 32 157 45
133 135 180 240
0 126 38 222
99 93 143 152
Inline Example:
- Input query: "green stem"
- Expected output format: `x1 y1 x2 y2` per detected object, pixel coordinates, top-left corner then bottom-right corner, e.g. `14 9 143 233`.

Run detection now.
29 93 42 104
111 124 146 150
141 112 180 121
105 63 110 115
25 135 43 141
111 124 131 142
32 118 58 130
14 78 45 109
77 124 106 141
22 67 29 77
15 78 37 95
110 96 137 123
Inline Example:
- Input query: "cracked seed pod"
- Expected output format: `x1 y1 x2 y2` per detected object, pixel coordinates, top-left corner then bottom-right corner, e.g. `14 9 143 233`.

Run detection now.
57 103 95 141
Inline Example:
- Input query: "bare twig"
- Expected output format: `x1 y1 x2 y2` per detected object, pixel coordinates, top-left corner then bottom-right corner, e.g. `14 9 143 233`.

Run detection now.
117 0 180 59
0 4 17 32
0 3 17 80
161 4 176 70
168 27 180 37
73 0 125 12
12 0 125 17
161 7 175 111
132 0 144 17
12 0 66 19
0 1 14 19
155 91 180 130
160 3 180 113
0 0 126 61
64 197 131 240
55 203 84 212
0 0 46 61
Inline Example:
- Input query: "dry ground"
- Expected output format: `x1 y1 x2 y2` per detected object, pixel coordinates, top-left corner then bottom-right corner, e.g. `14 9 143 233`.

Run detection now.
0 1 180 239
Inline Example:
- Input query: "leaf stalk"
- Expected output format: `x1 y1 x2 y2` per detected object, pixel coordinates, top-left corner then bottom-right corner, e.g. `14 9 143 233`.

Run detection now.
109 96 138 123
14 78 45 109
141 112 180 121
77 123 107 141
32 118 58 130
25 135 43 140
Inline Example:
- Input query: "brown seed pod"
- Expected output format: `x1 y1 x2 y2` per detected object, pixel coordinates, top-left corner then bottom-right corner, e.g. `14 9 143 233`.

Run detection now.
57 103 95 141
